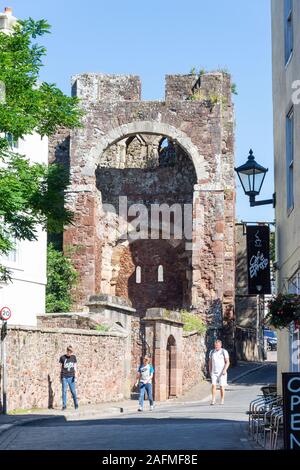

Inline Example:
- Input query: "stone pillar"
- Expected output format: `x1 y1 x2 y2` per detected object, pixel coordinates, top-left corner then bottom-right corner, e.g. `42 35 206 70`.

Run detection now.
143 308 183 402
63 189 102 309
86 294 136 398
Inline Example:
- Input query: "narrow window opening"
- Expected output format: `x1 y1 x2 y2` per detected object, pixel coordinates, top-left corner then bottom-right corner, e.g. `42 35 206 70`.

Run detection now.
158 265 164 282
136 266 141 284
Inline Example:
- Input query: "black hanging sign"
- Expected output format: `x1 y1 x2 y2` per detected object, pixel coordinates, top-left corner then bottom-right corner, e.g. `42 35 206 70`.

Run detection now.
246 225 271 295
283 373 300 450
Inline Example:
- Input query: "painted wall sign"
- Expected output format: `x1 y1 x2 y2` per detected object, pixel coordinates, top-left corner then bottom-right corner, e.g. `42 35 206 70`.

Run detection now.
246 225 271 295
283 373 300 450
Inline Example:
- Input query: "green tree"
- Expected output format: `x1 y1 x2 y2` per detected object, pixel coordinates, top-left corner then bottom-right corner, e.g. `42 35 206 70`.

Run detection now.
46 244 78 313
0 18 83 280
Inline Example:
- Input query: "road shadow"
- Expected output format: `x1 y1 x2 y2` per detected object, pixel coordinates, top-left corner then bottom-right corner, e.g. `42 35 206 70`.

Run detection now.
227 363 277 387
10 417 260 450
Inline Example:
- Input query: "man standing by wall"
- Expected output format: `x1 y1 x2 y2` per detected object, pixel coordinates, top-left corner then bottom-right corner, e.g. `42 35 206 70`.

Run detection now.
209 340 230 405
59 345 79 410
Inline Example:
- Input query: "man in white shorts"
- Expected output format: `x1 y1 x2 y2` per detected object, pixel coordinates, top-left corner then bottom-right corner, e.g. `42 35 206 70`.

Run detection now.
209 339 230 405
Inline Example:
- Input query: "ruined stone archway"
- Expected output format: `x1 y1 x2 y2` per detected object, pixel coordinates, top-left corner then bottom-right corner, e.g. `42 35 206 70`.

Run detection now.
49 72 236 402
60 72 235 337
87 121 209 183
96 131 197 314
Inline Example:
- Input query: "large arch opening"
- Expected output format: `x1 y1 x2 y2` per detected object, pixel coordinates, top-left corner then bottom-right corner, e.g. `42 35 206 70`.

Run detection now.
89 121 208 182
95 130 197 316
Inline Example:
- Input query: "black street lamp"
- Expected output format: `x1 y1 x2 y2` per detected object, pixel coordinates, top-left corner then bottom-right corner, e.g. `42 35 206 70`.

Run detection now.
234 149 276 207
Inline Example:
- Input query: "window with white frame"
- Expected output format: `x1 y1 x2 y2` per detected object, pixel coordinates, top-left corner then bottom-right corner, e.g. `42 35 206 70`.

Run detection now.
286 108 294 211
288 271 300 372
285 0 293 65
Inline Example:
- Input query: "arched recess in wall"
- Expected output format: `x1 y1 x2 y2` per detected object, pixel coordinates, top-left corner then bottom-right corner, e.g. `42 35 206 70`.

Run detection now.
94 122 200 313
88 121 207 182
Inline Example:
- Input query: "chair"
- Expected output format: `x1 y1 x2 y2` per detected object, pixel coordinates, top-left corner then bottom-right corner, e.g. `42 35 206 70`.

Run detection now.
260 385 277 398
248 395 282 441
271 410 283 450
262 405 283 449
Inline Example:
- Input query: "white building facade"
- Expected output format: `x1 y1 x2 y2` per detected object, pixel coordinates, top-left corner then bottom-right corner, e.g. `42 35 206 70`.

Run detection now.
271 0 300 391
0 8 48 326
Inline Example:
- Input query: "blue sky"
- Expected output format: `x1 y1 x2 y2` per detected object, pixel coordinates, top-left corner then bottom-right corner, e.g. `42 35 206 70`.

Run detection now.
5 0 275 222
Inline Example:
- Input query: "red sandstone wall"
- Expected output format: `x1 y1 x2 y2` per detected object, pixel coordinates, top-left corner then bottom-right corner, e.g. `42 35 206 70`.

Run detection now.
115 239 187 315
0 326 128 412
182 332 206 393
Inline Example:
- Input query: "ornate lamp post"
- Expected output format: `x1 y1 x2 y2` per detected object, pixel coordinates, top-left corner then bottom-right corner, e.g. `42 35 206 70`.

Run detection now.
235 149 275 361
234 149 276 208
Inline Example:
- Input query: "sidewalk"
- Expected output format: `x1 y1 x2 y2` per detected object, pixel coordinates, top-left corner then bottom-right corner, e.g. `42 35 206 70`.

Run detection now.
0 360 270 433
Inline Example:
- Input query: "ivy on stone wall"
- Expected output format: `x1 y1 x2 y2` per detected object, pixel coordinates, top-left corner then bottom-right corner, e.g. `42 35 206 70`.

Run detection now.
46 243 78 313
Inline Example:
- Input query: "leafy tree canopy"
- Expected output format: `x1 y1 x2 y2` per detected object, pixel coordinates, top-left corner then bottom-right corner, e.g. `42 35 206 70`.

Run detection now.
0 18 83 280
46 243 78 313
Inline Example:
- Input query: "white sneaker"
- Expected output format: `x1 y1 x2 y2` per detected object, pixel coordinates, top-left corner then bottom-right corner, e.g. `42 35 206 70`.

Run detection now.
138 406 143 412
210 401 216 406
150 405 154 411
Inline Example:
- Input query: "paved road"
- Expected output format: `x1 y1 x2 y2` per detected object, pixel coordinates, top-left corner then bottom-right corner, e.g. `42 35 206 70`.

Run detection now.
0 363 276 450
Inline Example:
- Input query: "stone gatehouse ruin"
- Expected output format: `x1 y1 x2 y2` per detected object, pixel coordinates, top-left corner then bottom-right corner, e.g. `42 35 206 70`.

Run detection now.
48 71 235 402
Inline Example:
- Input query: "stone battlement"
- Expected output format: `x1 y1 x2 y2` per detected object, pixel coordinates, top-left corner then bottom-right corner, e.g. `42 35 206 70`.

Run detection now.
71 72 232 103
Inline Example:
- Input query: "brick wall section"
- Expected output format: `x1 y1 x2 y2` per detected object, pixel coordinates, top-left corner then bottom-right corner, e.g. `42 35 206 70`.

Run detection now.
0 326 128 412
182 332 206 393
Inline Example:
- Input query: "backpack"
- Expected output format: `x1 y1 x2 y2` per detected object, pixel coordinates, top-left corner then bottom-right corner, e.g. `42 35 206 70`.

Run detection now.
210 348 227 360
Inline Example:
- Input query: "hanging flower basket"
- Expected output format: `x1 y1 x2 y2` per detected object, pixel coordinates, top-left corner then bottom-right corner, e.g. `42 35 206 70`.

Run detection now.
266 294 300 330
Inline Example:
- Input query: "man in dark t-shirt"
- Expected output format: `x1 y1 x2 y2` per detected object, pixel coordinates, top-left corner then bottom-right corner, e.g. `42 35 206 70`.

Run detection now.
59 345 78 410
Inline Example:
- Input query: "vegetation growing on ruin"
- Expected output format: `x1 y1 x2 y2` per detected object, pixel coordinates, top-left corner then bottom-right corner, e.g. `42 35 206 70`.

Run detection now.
180 309 206 334
95 324 110 332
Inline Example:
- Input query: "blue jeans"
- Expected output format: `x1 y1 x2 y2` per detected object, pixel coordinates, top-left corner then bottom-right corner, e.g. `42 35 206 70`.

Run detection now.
139 382 153 408
62 376 78 408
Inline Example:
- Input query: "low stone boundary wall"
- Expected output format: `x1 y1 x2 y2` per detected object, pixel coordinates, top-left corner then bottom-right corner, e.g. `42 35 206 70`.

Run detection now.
0 324 128 412
37 313 102 330
182 331 206 393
